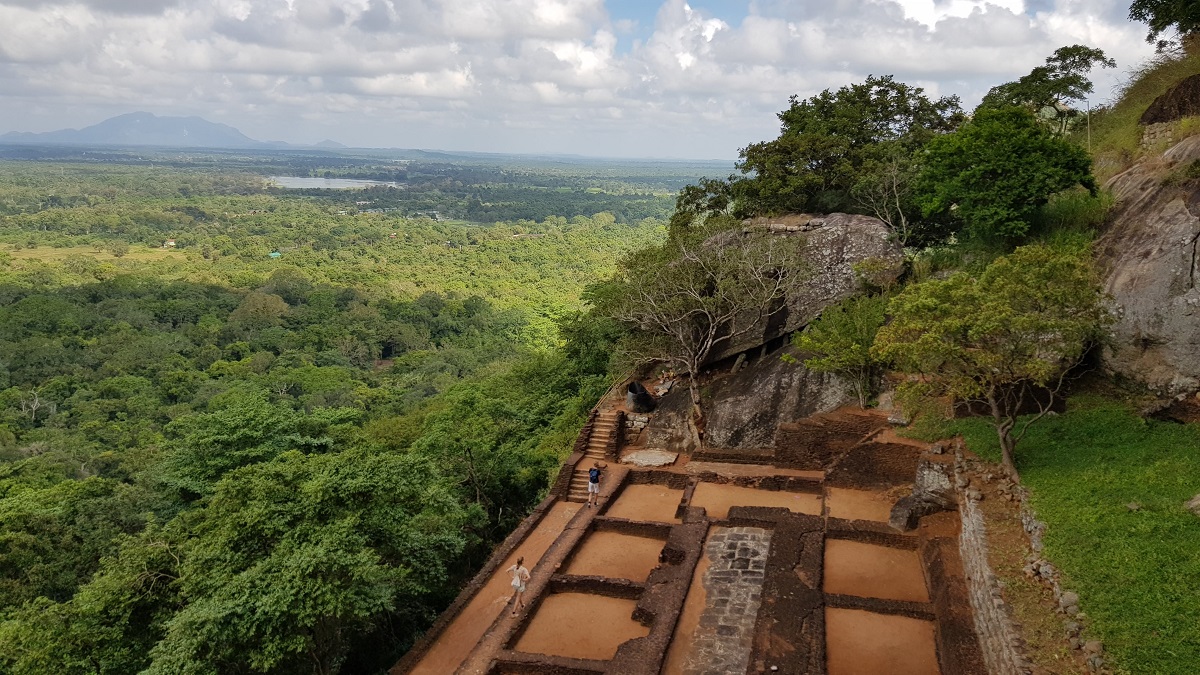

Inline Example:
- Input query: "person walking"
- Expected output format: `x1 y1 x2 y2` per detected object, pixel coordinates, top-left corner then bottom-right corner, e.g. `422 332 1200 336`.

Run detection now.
587 461 607 507
507 556 531 615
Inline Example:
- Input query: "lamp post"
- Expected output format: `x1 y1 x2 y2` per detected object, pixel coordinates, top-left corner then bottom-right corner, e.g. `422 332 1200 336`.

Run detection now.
1086 99 1091 153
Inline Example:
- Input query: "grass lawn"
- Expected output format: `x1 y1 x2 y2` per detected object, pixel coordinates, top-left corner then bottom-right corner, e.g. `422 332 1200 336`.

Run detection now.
952 396 1200 674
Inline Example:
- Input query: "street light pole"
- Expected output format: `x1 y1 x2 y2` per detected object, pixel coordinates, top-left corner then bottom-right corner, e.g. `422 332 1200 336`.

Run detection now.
1086 99 1091 153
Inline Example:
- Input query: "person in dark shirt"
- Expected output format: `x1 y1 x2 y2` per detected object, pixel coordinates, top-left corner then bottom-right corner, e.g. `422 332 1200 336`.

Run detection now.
587 461 607 507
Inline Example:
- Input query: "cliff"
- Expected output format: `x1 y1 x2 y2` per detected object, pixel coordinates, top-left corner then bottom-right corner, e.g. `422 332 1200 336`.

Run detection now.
1099 135 1200 396
703 213 902 364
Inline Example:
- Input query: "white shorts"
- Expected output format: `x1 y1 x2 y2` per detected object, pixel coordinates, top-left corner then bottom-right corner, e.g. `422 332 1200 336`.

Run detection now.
512 581 526 593
588 481 600 494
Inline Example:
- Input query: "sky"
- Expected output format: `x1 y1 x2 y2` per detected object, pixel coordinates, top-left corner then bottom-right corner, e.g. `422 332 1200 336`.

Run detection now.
0 0 1158 158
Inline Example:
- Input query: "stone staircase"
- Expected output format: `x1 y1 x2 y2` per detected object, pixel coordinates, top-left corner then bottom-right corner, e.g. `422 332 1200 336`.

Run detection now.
566 410 622 502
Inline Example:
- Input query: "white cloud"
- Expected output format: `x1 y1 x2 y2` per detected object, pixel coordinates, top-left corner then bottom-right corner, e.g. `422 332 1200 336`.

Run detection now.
0 0 1157 157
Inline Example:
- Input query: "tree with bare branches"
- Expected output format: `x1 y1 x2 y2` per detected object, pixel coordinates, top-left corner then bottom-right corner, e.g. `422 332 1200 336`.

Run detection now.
595 220 810 445
852 150 918 246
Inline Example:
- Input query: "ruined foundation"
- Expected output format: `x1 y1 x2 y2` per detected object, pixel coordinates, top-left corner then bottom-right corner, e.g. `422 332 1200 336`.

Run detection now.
394 406 986 675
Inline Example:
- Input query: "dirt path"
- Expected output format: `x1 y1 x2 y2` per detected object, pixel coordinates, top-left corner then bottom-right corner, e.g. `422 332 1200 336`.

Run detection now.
604 484 683 523
825 486 899 522
408 502 581 675
823 539 929 603
453 465 631 675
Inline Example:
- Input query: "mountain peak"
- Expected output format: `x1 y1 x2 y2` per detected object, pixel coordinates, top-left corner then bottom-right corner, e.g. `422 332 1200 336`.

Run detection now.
1 112 263 149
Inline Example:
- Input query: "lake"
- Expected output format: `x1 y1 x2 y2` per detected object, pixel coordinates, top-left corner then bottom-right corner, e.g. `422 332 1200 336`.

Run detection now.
267 176 403 189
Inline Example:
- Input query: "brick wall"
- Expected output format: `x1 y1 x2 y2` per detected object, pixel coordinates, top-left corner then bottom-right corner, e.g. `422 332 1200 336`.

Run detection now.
1141 121 1175 149
957 476 1031 675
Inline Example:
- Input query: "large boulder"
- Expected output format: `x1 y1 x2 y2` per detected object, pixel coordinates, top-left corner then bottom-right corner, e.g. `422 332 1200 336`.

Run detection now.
642 342 852 450
703 343 851 449
1140 74 1200 125
703 213 903 364
1098 136 1200 396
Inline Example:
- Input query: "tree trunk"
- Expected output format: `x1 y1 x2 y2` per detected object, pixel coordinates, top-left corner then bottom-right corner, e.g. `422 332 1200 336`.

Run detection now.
687 375 704 450
997 425 1018 481
987 389 1020 481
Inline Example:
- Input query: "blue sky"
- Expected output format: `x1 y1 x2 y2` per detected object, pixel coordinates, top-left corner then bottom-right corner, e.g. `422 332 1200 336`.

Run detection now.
607 0 749 52
0 0 1158 158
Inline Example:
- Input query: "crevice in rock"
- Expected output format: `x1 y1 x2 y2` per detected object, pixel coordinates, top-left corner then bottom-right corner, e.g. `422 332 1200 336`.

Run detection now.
1190 230 1200 290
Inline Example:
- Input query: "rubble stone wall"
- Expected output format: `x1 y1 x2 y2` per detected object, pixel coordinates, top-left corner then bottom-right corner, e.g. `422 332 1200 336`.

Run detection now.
958 489 1029 675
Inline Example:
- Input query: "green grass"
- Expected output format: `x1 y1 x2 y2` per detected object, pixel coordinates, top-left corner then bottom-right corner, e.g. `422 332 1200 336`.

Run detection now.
1032 189 1113 239
1084 45 1200 181
951 397 1200 674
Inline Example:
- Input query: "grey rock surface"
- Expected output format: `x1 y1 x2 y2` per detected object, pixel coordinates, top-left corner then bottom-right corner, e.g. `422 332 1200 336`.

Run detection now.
704 344 851 449
1099 136 1200 396
620 449 678 467
890 454 956 531
642 382 696 451
703 213 903 364
642 343 852 452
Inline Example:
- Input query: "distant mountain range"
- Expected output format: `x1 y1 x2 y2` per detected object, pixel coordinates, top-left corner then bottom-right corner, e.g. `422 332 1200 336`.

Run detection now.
0 112 343 149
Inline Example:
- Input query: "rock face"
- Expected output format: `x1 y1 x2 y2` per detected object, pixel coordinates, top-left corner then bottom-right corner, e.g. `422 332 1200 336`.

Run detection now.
703 213 903 364
625 381 657 413
889 453 956 532
642 343 852 450
1098 136 1200 396
642 212 896 450
1140 74 1200 125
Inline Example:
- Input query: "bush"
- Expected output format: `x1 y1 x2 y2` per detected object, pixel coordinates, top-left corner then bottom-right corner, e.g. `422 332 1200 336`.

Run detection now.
792 294 888 407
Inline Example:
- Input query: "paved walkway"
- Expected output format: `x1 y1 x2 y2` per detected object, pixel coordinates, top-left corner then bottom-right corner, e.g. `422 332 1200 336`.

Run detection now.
681 526 772 675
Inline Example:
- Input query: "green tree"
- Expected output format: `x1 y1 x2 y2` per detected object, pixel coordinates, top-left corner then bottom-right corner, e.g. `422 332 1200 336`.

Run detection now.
734 75 963 217
107 240 130 258
668 177 736 234
916 106 1097 242
228 291 290 332
979 45 1115 135
1130 0 1200 46
791 294 887 407
872 244 1109 477
145 450 474 675
0 525 181 675
159 388 360 499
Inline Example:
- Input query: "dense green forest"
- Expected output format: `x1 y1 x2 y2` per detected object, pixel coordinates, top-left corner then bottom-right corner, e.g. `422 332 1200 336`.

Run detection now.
2 10 1199 670
0 156 669 673
0 147 724 224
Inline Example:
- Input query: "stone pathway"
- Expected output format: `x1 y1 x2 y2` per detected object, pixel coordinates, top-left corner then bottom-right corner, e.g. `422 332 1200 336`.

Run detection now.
681 526 772 675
